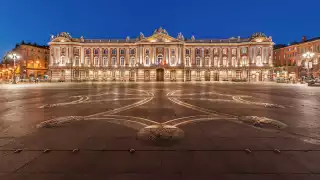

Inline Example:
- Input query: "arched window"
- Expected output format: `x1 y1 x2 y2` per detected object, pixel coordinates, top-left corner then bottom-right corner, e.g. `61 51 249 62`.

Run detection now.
112 57 116 66
185 57 190 66
241 56 247 66
222 49 227 55
103 49 108 55
196 57 201 66
205 49 209 55
86 49 90 55
186 49 190 55
157 55 163 64
214 48 218 55
171 49 175 55
145 56 149 66
94 49 99 55
171 56 175 66
223 57 227 66
94 57 99 66
103 57 108 66
112 49 116 55
196 48 201 55
120 49 125 55
145 49 149 55
130 49 135 55
120 57 125 66
130 57 135 66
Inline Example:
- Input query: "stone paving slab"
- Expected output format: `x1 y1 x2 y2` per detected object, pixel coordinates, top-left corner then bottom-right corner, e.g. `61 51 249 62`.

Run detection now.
1 83 320 179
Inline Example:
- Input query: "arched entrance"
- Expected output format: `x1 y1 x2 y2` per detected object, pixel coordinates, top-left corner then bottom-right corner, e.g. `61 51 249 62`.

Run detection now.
156 68 164 81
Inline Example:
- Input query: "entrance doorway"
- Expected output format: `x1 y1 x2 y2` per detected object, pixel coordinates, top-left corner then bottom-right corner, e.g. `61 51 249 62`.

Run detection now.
205 71 210 81
170 70 176 81
186 70 191 81
129 71 135 81
144 70 150 81
156 68 164 81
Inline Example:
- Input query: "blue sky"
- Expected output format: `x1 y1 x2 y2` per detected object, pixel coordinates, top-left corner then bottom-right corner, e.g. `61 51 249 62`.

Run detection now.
0 0 319 57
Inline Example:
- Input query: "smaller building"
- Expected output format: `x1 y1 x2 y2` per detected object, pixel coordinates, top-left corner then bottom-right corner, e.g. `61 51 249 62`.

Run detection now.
273 36 320 81
1 42 50 81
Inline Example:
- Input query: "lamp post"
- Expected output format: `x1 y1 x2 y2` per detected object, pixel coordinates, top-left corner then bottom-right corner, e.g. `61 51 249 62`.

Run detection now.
8 53 20 84
302 52 315 80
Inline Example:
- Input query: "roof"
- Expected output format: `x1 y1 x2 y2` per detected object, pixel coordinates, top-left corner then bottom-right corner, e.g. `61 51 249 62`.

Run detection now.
50 28 272 44
274 37 320 50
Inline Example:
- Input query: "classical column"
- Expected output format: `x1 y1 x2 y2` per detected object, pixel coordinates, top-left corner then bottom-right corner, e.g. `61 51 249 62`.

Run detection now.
237 47 240 67
219 47 222 66
127 48 130 66
116 48 119 66
166 47 169 65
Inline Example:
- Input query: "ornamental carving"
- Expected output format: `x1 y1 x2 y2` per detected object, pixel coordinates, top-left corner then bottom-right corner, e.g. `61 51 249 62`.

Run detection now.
177 32 184 41
153 27 168 35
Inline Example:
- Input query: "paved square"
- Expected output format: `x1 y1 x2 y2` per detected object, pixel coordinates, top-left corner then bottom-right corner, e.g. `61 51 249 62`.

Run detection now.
0 82 320 179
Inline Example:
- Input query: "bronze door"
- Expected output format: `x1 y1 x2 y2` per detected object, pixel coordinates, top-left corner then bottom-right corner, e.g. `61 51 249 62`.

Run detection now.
156 69 164 81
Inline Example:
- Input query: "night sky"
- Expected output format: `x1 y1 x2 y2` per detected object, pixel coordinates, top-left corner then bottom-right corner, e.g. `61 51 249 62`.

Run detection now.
0 0 319 58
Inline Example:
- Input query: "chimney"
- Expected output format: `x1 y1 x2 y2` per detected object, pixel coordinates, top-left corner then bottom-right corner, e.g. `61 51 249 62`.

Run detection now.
302 36 307 42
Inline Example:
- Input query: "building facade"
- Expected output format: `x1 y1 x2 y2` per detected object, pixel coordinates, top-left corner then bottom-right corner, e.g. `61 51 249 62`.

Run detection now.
273 36 320 80
13 43 50 79
49 28 274 82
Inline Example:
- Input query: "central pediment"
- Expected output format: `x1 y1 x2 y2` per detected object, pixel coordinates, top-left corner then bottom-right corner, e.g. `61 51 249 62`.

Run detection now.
138 27 182 43
141 33 180 43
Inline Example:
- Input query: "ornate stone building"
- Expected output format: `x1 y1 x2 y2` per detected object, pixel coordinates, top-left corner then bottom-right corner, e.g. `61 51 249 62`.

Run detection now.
273 36 320 80
49 27 274 82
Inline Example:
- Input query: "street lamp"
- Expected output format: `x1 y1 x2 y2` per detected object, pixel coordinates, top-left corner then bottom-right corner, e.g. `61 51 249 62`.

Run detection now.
7 53 20 84
302 52 315 79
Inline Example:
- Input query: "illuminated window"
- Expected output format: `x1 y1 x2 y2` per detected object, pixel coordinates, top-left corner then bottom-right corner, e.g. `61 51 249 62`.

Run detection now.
120 57 125 66
130 57 135 66
75 56 80 66
185 57 190 66
214 57 218 67
223 57 227 66
112 57 116 66
205 57 209 66
94 57 99 66
145 56 149 65
196 57 200 66
85 57 90 65
103 57 108 66
171 56 175 66
61 56 65 64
